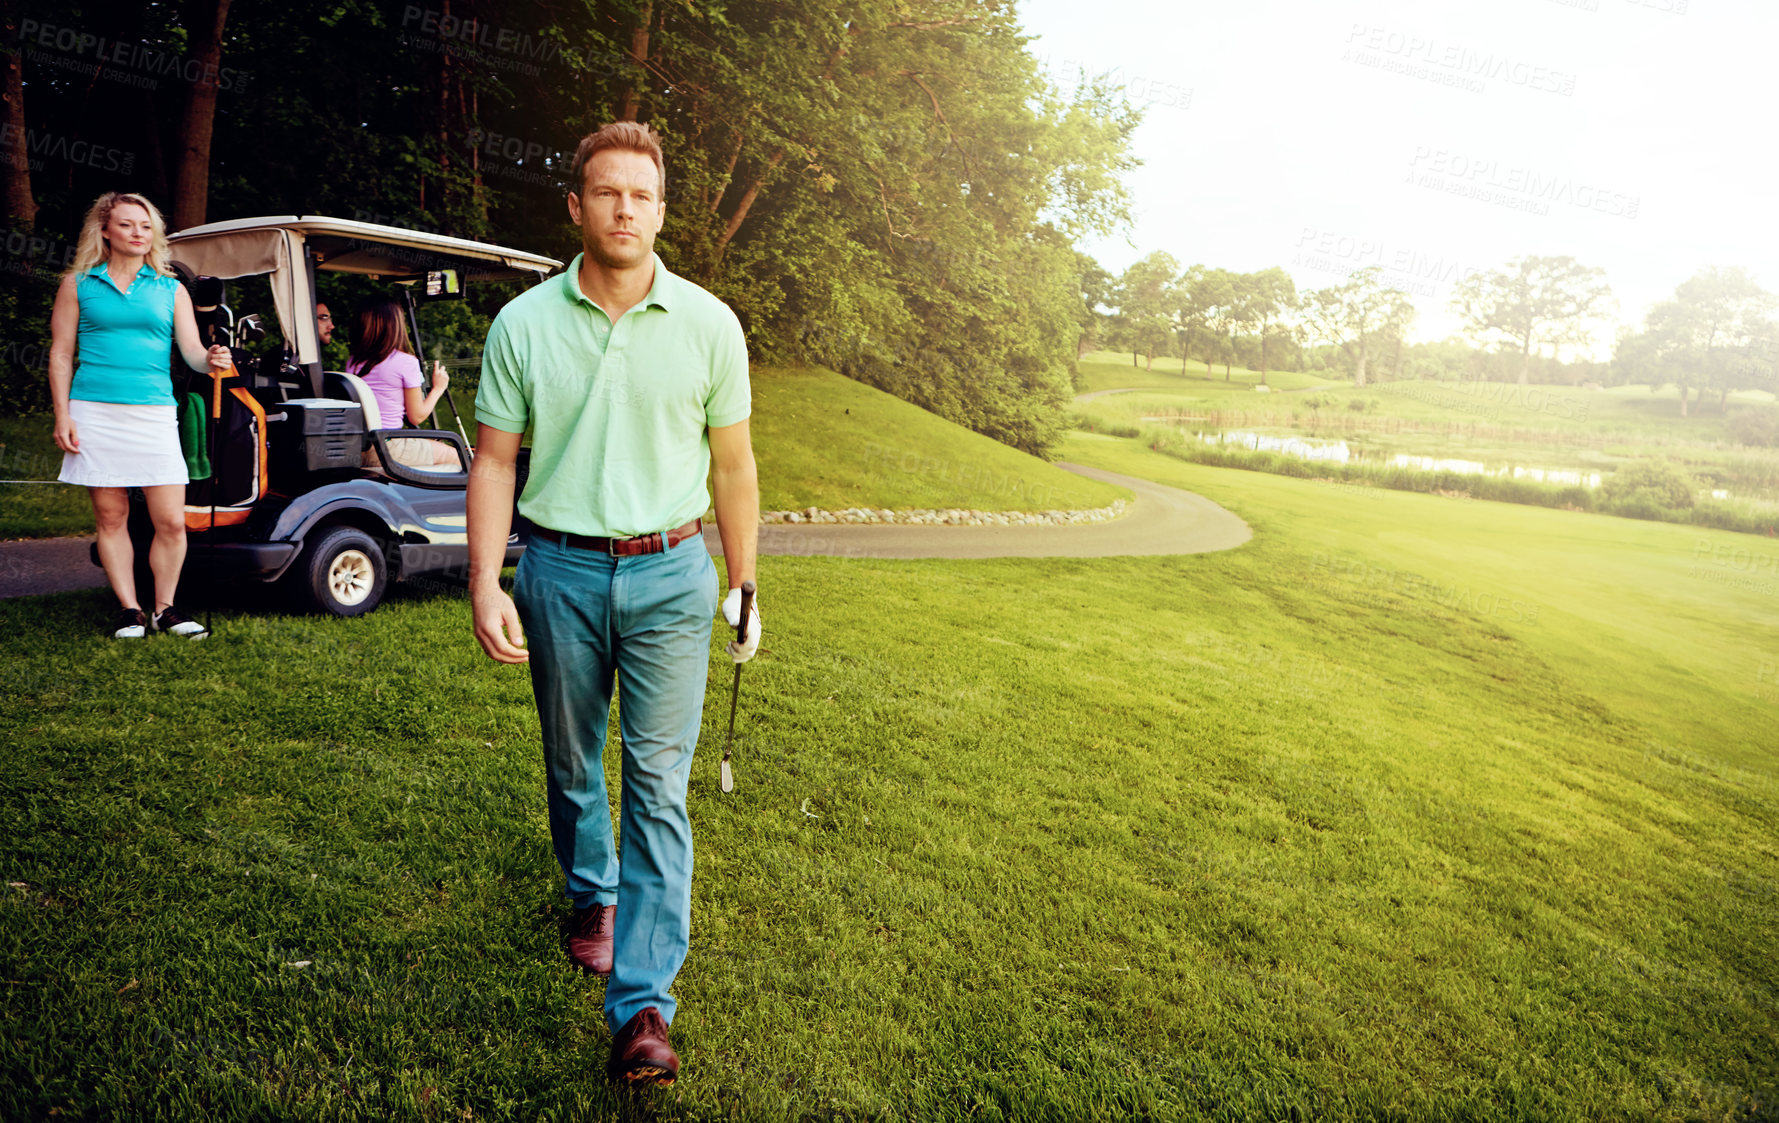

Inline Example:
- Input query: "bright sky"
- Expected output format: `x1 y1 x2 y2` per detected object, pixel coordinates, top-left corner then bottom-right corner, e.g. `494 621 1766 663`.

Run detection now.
1019 0 1776 358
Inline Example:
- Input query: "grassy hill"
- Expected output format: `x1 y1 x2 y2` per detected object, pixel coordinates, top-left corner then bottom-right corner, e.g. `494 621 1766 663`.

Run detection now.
749 365 1127 513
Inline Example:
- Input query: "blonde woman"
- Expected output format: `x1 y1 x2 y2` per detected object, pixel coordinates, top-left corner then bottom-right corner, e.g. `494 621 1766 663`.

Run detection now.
49 192 233 639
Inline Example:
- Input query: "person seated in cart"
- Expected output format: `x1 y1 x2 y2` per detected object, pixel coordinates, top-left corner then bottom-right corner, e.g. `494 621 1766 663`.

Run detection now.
344 296 458 468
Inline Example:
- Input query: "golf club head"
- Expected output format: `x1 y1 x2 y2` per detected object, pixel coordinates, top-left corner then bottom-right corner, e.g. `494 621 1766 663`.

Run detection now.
720 759 734 793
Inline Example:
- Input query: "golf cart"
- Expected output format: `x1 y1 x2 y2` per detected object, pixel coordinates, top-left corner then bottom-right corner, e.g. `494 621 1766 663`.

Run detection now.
93 216 563 616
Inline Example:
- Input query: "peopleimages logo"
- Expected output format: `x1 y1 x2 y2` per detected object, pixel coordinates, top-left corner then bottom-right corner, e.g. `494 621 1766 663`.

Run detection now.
0 125 133 175
1344 24 1577 96
398 6 597 75
1407 146 1640 220
1290 227 1484 297
16 19 249 91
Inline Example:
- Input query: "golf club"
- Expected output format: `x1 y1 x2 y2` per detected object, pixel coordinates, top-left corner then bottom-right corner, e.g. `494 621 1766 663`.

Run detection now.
401 286 471 446
193 276 231 639
720 579 755 794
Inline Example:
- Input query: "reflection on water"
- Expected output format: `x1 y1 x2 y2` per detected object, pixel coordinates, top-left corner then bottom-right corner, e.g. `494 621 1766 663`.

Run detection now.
1198 430 1351 462
1192 430 1603 487
1387 453 1602 488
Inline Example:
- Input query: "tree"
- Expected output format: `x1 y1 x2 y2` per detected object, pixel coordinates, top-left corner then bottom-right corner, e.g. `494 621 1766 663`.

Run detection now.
1072 252 1115 360
1243 267 1297 385
1188 267 1240 379
1300 267 1413 388
1169 263 1212 375
1451 255 1613 385
0 0 34 227
1619 267 1775 416
1117 251 1179 370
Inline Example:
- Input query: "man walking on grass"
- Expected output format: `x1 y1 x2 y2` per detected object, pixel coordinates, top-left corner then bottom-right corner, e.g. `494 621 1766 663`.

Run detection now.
465 120 760 1085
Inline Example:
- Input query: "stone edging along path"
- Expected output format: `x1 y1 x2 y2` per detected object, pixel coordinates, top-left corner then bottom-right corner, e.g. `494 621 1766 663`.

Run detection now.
761 499 1129 527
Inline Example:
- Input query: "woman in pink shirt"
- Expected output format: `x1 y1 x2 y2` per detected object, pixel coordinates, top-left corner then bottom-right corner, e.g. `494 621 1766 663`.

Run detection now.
345 297 449 430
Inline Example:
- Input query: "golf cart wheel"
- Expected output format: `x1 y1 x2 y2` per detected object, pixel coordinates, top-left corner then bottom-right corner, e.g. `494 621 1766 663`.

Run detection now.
296 526 388 617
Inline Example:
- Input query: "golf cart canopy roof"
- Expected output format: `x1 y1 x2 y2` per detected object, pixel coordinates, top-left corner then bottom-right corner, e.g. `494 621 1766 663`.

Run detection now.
166 216 564 370
170 215 563 281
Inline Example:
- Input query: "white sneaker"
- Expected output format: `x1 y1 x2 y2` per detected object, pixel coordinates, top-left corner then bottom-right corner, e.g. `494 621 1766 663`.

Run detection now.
151 605 210 639
111 608 148 638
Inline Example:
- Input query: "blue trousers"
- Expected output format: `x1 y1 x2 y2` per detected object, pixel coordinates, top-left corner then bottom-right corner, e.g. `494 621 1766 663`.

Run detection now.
513 531 717 1031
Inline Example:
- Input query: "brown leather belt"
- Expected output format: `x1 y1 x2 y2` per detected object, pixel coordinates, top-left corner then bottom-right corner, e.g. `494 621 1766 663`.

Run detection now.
531 519 703 556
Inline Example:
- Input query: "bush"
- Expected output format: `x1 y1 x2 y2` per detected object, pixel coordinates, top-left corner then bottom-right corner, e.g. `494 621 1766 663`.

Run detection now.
1601 460 1696 510
1347 398 1368 412
1727 406 1779 448
1067 411 1140 439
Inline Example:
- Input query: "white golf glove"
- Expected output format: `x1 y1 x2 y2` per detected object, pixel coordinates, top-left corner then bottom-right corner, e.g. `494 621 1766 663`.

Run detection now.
721 587 761 664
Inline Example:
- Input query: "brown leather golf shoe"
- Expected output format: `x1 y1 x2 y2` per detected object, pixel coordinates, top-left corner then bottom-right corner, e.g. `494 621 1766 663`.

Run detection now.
567 903 615 975
608 1007 679 1085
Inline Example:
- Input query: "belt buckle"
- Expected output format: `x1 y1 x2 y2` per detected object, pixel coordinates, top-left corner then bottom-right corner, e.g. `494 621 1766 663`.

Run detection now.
607 535 624 557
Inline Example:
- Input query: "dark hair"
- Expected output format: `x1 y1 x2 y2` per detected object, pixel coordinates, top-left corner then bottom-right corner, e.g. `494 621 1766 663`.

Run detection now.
568 121 666 198
349 297 413 371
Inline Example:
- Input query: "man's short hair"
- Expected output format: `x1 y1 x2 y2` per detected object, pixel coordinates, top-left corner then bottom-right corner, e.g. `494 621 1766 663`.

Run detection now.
569 122 666 200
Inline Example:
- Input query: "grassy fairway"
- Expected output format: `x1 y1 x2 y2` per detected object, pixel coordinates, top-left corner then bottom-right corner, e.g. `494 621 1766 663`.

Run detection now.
2 439 1774 1119
1076 353 1337 395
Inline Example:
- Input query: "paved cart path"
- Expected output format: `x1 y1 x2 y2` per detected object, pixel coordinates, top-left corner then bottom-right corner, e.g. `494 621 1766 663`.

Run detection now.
1 463 1250 598
0 535 103 599
702 462 1249 560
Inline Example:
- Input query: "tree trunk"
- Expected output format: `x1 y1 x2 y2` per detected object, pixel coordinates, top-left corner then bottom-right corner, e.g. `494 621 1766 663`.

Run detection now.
1518 333 1532 385
1354 345 1369 388
1678 385 1690 418
435 0 453 229
710 149 784 272
170 0 232 230
710 129 743 214
0 0 34 227
615 2 654 122
465 86 486 228
1259 329 1269 386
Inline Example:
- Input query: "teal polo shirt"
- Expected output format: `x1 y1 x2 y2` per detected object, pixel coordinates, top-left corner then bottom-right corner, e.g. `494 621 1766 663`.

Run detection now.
476 252 751 538
71 264 180 406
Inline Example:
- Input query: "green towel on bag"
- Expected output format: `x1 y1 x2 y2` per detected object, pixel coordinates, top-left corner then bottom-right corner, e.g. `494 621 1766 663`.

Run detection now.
178 391 211 479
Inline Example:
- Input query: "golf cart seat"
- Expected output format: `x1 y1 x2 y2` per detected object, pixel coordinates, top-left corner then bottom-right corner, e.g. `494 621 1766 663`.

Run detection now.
321 370 385 430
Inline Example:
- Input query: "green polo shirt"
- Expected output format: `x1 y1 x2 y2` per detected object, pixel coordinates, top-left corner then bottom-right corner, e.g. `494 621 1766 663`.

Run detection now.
476 252 751 538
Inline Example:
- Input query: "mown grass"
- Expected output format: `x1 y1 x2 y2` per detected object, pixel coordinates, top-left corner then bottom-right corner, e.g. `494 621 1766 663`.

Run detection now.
0 414 90 539
3 442 1774 1120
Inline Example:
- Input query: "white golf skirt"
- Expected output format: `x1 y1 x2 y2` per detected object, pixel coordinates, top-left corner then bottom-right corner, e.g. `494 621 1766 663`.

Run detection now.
57 399 189 489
